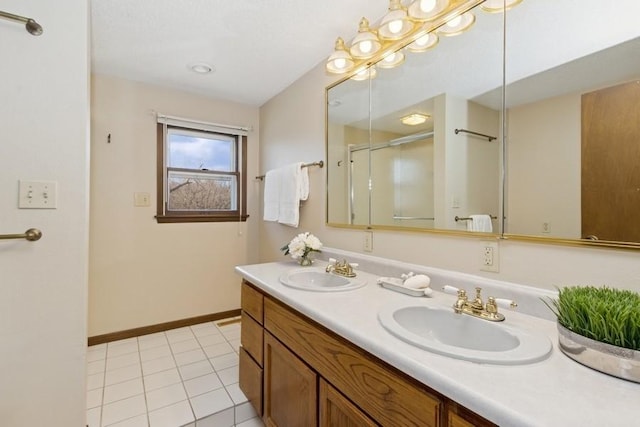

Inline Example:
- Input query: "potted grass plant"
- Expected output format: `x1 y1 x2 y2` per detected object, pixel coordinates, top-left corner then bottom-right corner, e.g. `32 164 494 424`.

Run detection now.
546 286 640 383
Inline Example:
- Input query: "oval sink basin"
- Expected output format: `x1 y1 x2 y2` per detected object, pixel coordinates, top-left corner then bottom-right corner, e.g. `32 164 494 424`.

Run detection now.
378 303 552 365
280 268 366 292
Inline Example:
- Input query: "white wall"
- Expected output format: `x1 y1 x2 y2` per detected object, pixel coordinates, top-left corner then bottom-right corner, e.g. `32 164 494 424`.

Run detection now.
89 75 260 336
258 62 640 294
0 1 89 426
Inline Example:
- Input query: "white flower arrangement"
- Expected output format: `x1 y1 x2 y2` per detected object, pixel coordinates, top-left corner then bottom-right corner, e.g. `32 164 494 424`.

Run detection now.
281 232 323 261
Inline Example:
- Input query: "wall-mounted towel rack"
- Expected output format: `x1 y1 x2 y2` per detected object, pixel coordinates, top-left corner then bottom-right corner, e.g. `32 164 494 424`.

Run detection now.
0 228 42 241
393 216 435 221
454 128 496 141
256 160 324 181
455 215 497 222
0 10 43 36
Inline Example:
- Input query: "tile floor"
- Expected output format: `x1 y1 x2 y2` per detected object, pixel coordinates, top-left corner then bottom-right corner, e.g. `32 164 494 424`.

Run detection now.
86 317 264 427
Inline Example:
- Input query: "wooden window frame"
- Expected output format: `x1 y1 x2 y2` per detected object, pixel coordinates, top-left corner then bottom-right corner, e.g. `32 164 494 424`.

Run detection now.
156 123 248 223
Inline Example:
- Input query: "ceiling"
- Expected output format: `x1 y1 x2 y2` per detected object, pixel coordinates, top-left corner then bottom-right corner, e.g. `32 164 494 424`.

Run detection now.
90 0 390 107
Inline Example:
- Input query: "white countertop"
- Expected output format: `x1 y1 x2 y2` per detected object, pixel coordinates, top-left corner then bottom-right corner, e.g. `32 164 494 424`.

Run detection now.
235 259 639 427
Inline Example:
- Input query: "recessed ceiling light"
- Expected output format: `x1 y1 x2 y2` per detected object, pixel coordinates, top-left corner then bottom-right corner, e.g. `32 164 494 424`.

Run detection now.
188 63 214 74
401 113 430 126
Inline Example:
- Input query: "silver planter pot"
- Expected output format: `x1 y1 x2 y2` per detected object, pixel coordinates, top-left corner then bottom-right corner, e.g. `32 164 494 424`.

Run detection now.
558 323 640 383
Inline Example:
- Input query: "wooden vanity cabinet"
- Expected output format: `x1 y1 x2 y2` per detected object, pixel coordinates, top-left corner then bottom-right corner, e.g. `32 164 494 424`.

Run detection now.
239 280 496 427
239 281 264 416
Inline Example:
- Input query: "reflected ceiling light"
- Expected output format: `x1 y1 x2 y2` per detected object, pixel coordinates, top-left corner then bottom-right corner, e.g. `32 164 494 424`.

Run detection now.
188 63 214 74
350 66 377 81
401 113 430 126
407 32 439 52
480 0 524 13
437 11 475 36
407 0 451 21
377 50 405 69
326 37 355 74
378 0 415 41
350 17 382 59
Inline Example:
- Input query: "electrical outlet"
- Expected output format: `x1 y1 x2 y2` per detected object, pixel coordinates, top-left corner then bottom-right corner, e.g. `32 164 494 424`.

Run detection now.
480 240 499 272
363 231 373 252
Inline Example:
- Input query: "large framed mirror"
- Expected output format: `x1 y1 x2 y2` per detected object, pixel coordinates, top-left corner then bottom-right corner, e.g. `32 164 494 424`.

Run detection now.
326 0 640 249
327 0 505 235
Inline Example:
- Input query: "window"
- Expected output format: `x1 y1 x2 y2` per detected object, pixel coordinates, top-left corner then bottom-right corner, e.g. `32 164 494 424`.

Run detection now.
156 117 248 223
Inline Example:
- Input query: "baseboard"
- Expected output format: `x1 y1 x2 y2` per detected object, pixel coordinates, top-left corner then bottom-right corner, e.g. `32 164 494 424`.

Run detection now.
88 309 241 346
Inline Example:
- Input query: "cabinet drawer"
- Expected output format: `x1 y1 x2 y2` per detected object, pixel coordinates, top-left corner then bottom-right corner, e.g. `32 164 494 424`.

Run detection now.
264 296 442 427
241 281 264 324
241 311 263 366
239 347 263 417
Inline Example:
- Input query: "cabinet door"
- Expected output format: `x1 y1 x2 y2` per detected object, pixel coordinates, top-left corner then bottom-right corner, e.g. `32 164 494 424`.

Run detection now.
319 378 378 427
263 331 317 427
239 347 263 417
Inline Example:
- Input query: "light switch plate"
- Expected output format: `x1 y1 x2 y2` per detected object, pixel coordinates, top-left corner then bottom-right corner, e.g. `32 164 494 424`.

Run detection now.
134 192 150 207
18 180 57 209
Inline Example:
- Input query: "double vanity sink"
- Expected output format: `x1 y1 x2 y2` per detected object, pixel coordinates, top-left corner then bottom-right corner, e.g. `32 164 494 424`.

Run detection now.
279 266 552 365
238 256 639 426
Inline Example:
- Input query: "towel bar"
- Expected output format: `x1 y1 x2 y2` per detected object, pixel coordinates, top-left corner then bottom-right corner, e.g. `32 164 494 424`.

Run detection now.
256 160 324 180
0 228 42 241
455 215 497 222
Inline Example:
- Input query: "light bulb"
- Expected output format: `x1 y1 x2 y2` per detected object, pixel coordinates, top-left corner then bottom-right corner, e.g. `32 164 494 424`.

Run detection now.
334 58 346 69
359 40 372 54
447 15 462 27
388 19 403 34
384 53 397 63
415 34 430 46
420 0 437 12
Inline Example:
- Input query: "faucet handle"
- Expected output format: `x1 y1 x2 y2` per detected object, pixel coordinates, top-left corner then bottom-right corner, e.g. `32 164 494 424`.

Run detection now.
442 285 460 294
493 298 518 310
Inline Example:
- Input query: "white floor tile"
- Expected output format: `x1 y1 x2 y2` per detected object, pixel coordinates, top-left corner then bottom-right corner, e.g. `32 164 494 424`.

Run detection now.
195 407 234 427
148 400 194 427
225 383 247 405
202 342 233 359
228 339 241 353
101 394 146 426
216 365 239 386
87 372 105 391
170 338 201 354
235 402 258 424
106 352 141 372
144 368 182 393
105 364 142 387
184 373 222 398
174 348 207 366
192 325 220 339
88 359 106 375
138 332 168 350
220 329 241 341
235 417 264 427
178 360 214 381
87 388 103 409
88 345 107 362
103 378 144 405
107 340 139 358
106 414 148 427
189 388 234 419
142 355 177 376
140 344 172 362
146 382 188 411
195 333 226 347
166 327 195 344
216 322 240 333
87 407 101 427
209 353 238 372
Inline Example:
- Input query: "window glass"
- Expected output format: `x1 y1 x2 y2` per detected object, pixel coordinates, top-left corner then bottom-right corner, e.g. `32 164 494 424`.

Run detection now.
168 129 235 172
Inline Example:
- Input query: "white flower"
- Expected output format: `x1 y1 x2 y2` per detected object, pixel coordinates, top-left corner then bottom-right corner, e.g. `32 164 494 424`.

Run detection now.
282 232 323 260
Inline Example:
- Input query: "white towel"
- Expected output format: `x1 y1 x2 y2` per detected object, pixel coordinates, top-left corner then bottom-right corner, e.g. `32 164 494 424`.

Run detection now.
467 214 493 232
278 162 305 227
263 168 280 222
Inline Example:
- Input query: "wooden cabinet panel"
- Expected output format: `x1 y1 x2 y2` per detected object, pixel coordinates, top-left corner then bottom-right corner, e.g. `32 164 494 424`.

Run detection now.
241 312 263 366
241 281 264 324
263 331 318 427
446 402 496 427
239 347 263 417
319 378 378 427
448 412 475 427
264 296 442 427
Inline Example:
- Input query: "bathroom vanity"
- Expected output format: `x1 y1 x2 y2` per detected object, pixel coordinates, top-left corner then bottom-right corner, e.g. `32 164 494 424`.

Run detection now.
236 255 639 426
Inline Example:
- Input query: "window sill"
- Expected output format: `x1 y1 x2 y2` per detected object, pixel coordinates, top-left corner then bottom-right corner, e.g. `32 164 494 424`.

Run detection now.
155 214 249 223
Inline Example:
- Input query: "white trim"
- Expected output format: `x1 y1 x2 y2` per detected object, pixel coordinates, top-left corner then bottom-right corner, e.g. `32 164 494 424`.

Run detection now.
156 113 249 136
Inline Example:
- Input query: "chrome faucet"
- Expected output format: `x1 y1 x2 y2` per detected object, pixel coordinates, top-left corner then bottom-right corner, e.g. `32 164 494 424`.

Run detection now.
451 287 517 322
325 258 357 278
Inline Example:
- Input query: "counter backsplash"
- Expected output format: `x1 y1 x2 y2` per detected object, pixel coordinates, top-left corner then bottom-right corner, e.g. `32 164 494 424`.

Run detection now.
316 247 558 321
